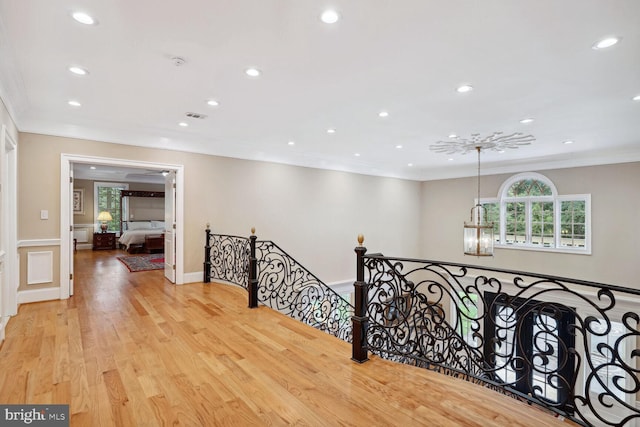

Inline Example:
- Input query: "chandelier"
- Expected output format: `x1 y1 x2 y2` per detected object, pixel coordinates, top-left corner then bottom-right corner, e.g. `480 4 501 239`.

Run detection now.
429 132 535 257
463 146 494 256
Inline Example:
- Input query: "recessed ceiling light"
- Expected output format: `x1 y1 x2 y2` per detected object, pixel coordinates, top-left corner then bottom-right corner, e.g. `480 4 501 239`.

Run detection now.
378 111 389 118
69 66 88 76
68 100 81 107
520 118 534 124
354 153 360 157
448 158 454 161
71 11 97 25
456 84 473 93
563 140 574 144
288 141 295 146
327 128 336 134
207 100 219 107
395 144 402 149
89 166 96 170
592 36 621 50
321 9 340 24
498 150 505 154
407 163 413 167
178 122 188 127
633 94 640 102
448 134 457 139
245 68 261 77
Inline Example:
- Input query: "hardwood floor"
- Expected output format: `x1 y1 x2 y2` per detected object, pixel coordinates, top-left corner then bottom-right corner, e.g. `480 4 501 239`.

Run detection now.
0 249 575 426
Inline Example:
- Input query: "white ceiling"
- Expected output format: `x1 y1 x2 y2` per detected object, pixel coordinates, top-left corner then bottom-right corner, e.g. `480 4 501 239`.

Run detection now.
1 0 639 181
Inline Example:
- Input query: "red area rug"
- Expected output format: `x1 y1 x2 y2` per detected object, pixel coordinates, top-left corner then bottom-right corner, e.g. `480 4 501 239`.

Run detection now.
117 254 165 272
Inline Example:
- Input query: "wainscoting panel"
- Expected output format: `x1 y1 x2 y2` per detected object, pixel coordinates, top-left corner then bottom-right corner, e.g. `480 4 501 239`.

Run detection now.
27 251 53 285
73 228 89 243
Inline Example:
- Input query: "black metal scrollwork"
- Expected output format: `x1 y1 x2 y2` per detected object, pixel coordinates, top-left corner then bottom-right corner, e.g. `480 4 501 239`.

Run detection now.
362 255 640 427
256 240 354 343
208 234 250 288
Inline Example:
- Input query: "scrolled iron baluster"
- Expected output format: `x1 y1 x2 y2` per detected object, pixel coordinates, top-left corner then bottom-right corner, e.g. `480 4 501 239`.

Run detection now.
360 252 640 427
252 237 354 344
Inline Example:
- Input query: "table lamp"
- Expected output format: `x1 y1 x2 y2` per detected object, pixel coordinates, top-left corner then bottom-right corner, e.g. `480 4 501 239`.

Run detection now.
97 211 113 233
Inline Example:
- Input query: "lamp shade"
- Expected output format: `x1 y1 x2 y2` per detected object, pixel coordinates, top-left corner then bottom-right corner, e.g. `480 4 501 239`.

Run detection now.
97 211 113 221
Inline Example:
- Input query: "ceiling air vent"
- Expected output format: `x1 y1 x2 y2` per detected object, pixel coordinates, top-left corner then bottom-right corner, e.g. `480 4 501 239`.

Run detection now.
186 112 207 119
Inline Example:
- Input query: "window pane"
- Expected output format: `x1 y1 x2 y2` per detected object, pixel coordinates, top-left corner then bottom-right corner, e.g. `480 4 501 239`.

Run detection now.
505 202 526 243
494 306 517 384
97 186 126 232
456 293 479 346
507 179 552 197
560 200 586 247
531 202 554 247
532 313 559 402
588 320 626 401
482 202 500 242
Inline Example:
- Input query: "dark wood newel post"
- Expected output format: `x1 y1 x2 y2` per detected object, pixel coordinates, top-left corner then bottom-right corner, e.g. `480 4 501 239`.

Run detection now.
352 234 369 363
248 227 258 308
203 223 211 283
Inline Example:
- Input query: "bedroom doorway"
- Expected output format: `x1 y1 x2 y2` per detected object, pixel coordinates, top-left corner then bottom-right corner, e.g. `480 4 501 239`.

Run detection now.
60 154 185 298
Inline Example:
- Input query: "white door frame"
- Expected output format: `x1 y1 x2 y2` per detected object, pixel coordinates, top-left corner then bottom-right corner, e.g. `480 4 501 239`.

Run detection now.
1 125 18 333
60 154 185 299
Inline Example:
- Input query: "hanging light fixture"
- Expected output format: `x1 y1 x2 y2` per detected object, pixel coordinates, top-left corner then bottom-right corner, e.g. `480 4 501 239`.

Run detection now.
463 146 493 256
429 132 535 257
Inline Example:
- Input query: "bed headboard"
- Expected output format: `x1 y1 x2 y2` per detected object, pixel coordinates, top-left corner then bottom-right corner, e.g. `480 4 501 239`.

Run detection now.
120 190 165 235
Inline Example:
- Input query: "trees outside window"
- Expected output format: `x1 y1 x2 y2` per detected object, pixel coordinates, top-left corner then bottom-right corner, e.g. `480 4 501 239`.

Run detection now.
94 182 128 233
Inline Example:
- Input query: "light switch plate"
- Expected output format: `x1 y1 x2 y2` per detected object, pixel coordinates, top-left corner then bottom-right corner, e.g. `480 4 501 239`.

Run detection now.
40 210 48 220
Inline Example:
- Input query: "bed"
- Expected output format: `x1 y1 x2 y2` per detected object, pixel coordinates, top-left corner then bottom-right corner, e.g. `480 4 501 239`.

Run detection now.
119 190 165 252
118 221 165 251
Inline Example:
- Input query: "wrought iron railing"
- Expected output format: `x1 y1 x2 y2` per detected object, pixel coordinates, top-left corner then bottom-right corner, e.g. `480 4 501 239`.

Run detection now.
351 237 640 427
204 227 354 342
203 228 250 288
255 240 353 343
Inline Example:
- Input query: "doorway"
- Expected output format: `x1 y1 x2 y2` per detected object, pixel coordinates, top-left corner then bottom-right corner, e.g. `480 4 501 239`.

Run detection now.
60 154 185 298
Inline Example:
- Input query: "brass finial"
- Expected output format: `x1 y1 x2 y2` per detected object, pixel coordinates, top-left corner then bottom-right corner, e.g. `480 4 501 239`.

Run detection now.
251 227 256 235
206 222 210 230
357 234 364 246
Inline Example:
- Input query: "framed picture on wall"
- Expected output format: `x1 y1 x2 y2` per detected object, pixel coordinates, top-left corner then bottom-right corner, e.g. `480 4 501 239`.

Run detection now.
73 188 84 215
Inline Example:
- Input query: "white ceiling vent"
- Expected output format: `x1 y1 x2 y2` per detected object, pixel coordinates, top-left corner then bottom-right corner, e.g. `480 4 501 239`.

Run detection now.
186 112 207 119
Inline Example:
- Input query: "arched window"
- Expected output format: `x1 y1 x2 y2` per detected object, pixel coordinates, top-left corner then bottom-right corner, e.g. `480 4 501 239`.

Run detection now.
480 173 590 254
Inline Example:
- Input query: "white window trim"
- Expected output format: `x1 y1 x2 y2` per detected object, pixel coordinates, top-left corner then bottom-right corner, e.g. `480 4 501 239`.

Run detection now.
481 172 591 255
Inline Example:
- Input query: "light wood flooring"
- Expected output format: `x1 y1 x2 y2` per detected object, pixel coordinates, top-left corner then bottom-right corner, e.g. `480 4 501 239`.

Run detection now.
0 249 576 426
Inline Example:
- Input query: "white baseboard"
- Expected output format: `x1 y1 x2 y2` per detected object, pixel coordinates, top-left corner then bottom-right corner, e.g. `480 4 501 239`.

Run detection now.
76 243 92 250
183 271 204 284
17 287 60 304
0 315 8 343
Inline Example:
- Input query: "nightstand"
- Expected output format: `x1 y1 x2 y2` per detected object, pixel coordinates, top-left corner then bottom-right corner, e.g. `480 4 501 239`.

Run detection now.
145 234 164 253
93 232 116 250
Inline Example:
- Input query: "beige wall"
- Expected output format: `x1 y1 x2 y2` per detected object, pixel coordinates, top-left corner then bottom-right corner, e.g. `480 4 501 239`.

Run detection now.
73 179 95 225
419 162 640 289
19 130 638 292
73 179 163 225
18 132 423 289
